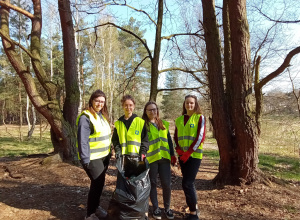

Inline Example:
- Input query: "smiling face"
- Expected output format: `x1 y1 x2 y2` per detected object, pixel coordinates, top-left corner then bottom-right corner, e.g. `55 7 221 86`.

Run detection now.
185 97 196 114
145 104 157 121
122 99 135 117
92 96 105 113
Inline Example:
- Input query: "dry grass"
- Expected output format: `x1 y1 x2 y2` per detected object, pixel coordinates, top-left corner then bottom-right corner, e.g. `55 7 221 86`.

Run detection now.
260 116 300 158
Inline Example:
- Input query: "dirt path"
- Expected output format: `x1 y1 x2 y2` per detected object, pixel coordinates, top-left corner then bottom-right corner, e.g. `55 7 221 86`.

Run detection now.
0 153 299 220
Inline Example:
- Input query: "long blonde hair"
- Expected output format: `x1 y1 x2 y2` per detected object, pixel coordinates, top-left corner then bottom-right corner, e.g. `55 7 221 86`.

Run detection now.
182 95 202 115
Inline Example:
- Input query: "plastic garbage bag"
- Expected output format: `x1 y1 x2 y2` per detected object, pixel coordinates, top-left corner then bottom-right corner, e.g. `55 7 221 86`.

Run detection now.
108 156 150 220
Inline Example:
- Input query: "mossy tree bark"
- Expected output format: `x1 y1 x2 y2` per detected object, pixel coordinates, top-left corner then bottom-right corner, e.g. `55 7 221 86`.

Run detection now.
0 0 79 163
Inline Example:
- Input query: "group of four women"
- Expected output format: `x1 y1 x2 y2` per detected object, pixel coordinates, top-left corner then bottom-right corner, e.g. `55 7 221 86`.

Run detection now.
77 90 206 220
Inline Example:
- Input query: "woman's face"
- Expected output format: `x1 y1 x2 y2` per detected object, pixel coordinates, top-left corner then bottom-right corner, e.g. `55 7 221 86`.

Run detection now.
145 104 157 120
92 96 105 113
185 97 196 112
122 99 135 115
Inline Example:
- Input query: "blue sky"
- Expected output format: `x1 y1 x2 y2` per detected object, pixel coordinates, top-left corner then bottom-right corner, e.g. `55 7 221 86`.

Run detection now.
41 0 300 93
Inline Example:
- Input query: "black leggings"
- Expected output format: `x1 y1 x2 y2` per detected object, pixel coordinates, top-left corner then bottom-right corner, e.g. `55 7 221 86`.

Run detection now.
179 157 201 212
83 156 110 216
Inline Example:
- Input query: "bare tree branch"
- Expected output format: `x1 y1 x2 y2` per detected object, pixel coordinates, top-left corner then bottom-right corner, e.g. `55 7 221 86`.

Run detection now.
77 22 153 60
110 0 157 25
117 56 150 95
258 46 300 89
251 22 277 75
0 30 33 58
288 69 300 116
157 87 200 93
161 32 204 40
159 67 207 85
254 5 300 23
0 1 34 19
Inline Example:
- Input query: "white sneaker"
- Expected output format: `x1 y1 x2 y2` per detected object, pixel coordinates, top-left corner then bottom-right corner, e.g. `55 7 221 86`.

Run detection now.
85 213 99 220
153 208 162 219
95 206 108 218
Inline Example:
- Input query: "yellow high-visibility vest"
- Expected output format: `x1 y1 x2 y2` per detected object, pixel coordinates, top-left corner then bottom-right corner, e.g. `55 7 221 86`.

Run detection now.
175 113 203 159
114 117 145 156
76 110 111 160
146 120 171 164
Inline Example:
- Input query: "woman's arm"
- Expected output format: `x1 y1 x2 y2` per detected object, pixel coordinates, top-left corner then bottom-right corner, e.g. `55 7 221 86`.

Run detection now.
167 131 174 156
77 115 91 164
111 127 121 157
139 124 149 156
174 126 184 156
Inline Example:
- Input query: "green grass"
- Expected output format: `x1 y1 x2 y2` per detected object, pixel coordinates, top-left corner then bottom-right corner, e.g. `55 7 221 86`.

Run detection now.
0 125 53 157
203 148 300 182
204 148 220 159
258 154 300 181
0 136 53 157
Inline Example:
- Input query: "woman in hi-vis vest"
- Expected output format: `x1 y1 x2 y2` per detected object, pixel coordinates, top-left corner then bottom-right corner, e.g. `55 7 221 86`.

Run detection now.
77 90 111 220
112 95 149 219
174 95 206 220
112 95 149 161
142 101 176 220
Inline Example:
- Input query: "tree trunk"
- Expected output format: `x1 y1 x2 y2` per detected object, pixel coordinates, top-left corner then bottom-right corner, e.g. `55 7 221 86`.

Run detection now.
202 0 260 185
254 56 262 136
0 0 79 163
149 0 163 101
26 95 31 130
18 81 23 141
27 103 36 139
58 0 80 162
228 0 259 182
202 0 237 185
74 4 82 114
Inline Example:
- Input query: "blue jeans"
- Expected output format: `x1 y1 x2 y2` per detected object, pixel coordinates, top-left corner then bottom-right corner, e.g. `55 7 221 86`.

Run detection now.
149 158 171 210
179 157 201 212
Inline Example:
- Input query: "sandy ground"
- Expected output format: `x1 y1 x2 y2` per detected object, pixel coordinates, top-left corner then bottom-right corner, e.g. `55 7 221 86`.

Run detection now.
0 149 300 220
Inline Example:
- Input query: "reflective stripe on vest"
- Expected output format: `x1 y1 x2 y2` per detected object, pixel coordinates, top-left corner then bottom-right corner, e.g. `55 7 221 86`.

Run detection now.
146 120 171 164
175 113 203 159
114 117 145 156
76 110 111 160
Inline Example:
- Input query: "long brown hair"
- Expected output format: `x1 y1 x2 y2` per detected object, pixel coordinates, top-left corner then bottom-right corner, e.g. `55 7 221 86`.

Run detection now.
87 89 110 122
142 101 165 130
182 94 202 115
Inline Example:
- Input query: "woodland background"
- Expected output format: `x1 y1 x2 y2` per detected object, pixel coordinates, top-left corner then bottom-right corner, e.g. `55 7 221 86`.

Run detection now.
0 0 299 188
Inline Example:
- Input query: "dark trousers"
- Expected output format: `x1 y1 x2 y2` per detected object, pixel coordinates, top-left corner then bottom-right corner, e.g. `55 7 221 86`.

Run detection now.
179 157 201 212
83 155 110 216
149 158 171 210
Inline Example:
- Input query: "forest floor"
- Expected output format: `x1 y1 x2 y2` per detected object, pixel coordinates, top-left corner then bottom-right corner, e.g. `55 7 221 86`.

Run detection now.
0 144 300 220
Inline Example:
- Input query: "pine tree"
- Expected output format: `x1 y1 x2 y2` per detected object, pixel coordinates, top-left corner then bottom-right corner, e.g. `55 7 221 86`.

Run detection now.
161 72 184 120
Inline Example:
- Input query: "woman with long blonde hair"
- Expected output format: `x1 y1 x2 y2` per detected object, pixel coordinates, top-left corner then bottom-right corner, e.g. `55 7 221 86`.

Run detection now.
174 95 206 220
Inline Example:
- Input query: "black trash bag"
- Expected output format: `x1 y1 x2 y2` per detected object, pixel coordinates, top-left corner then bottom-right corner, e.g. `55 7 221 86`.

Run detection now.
108 155 150 220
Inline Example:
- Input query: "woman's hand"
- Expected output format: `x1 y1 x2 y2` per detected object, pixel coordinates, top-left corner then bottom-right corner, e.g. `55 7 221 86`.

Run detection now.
175 147 184 156
140 154 146 161
179 151 192 163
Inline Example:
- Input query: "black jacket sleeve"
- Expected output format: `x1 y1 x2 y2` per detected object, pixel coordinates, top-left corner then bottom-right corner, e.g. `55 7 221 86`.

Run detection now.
139 123 149 156
167 131 175 156
112 127 121 155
